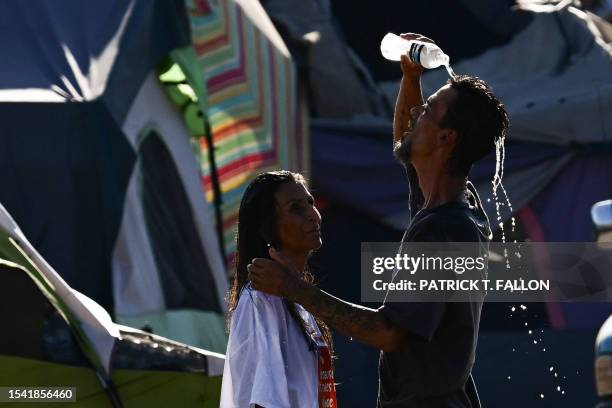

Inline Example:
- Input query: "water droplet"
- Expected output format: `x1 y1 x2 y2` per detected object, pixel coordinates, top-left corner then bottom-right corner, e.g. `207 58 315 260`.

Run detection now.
554 373 558 378
487 198 491 202
520 304 527 310
533 340 538 344
444 63 456 79
524 322 528 327
507 376 511 380
528 330 533 335
491 137 516 246
542 348 546 352
557 386 561 392
512 348 516 352
549 366 554 372
511 306 516 312
540 393 544 399
561 391 565 395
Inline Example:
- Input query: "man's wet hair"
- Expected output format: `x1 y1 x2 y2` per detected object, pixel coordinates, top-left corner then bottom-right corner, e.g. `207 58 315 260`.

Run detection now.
440 75 509 176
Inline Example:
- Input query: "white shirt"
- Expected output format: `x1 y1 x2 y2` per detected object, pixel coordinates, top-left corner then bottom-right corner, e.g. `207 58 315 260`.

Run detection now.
220 285 319 408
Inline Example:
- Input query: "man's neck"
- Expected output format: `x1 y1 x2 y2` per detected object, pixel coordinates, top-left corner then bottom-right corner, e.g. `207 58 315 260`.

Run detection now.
415 163 467 209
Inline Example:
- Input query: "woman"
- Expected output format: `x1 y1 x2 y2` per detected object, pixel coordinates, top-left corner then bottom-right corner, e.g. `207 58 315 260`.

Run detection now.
220 171 336 408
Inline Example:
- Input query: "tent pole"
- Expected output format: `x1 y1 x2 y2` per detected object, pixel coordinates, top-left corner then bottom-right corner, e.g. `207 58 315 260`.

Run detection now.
203 120 227 264
96 371 124 408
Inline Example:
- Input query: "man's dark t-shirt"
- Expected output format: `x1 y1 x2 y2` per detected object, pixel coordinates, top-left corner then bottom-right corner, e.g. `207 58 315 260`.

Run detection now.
377 181 491 408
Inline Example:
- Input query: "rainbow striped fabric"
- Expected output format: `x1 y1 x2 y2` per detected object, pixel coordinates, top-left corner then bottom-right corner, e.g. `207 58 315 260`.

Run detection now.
185 0 309 269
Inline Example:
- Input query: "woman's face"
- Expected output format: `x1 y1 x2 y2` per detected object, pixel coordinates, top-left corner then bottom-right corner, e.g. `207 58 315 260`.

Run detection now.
273 181 322 254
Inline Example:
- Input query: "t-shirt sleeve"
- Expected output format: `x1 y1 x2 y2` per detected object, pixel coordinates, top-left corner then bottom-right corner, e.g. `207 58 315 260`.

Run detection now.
221 289 291 408
380 301 445 342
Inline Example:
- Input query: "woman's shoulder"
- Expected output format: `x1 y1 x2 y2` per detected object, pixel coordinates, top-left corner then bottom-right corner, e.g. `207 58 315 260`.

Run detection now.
229 284 289 341
235 283 285 315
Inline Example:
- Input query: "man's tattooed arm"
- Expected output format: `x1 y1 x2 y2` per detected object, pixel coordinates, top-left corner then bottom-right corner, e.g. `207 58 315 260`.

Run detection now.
289 281 406 352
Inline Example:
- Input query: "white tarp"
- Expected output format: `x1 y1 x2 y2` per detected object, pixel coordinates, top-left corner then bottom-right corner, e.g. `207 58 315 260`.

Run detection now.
0 202 119 374
419 4 612 145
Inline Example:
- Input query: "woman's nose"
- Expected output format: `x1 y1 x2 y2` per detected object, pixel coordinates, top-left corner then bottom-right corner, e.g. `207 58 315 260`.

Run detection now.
308 206 321 223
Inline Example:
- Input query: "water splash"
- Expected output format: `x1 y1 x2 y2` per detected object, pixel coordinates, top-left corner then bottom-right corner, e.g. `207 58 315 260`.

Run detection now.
491 134 518 265
444 63 456 79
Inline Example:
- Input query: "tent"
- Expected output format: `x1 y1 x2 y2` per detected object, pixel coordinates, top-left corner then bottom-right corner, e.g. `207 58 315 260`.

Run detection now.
0 0 229 352
0 0 307 352
0 202 224 407
260 0 537 120
181 0 310 267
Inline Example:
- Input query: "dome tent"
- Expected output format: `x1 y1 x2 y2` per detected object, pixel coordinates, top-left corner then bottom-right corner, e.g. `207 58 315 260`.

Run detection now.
0 202 224 407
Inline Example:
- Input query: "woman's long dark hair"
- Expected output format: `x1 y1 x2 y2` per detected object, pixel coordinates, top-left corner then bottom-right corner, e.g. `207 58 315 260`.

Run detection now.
227 170 333 352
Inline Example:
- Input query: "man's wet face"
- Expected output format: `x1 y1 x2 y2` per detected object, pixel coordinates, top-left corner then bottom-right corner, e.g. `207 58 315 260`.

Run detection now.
394 85 457 167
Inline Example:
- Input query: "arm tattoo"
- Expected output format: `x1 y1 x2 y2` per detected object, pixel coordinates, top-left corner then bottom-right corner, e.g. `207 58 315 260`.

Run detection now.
291 283 394 349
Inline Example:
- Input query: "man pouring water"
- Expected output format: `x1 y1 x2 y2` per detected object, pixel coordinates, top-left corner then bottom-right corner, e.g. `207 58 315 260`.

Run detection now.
248 33 509 407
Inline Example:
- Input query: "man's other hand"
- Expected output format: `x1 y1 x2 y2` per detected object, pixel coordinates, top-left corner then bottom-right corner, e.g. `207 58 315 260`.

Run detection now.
398 33 436 78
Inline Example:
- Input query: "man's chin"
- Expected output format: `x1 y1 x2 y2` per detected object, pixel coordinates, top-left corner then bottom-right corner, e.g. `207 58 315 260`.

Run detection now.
393 140 411 166
308 239 322 253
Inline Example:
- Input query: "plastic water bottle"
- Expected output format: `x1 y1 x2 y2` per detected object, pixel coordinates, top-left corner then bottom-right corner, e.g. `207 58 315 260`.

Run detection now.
380 33 455 76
